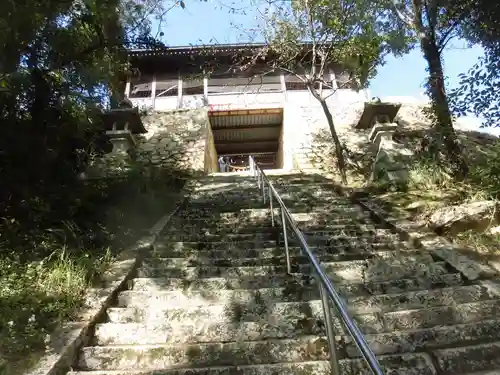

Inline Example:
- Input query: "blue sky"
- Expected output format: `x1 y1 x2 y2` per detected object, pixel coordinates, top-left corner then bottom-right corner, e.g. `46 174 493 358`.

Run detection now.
155 0 484 98
152 0 487 129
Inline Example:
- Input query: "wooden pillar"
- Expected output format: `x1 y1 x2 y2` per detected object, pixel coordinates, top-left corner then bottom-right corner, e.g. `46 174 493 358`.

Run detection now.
151 74 157 110
125 77 131 98
330 69 338 90
177 73 183 108
203 76 208 104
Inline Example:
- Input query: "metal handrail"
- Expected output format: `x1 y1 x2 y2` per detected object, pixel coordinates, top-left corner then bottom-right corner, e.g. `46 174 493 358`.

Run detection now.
248 156 383 375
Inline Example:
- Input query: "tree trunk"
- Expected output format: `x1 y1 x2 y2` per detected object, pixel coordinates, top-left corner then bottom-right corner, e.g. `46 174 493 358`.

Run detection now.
420 34 468 179
318 98 348 185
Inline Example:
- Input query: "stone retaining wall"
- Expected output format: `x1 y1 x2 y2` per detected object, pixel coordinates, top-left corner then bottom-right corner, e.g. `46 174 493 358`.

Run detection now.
283 92 372 174
136 109 211 174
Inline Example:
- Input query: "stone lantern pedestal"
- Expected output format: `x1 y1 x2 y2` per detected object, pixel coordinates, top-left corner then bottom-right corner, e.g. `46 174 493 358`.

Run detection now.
356 101 410 185
86 103 147 179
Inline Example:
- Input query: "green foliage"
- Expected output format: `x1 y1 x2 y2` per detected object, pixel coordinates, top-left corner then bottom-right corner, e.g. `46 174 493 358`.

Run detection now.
467 140 500 199
0 165 185 373
0 0 189 370
260 0 408 88
451 51 500 127
449 0 500 127
249 0 410 185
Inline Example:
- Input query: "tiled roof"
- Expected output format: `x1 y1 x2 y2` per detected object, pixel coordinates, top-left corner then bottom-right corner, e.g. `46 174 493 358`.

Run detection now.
128 43 267 58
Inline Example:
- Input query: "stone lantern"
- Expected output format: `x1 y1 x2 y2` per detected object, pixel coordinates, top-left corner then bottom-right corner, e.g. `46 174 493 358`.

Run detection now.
356 101 410 185
101 98 147 157
82 99 147 179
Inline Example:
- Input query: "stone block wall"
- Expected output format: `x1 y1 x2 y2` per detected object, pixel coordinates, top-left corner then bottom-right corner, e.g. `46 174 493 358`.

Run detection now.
204 121 218 173
136 109 211 175
283 90 372 174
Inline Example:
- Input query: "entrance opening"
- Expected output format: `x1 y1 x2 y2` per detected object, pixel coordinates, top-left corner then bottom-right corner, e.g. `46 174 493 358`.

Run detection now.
208 108 284 172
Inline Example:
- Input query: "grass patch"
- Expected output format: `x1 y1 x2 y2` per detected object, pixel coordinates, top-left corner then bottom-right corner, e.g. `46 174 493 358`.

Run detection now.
0 166 186 374
361 138 500 266
452 230 500 258
0 248 111 373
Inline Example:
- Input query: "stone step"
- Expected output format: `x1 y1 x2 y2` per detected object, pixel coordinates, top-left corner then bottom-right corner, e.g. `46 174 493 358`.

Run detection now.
105 300 359 328
188 187 346 201
186 194 348 208
348 283 500 314
158 230 278 242
69 355 436 375
137 258 448 283
93 318 323 346
141 250 434 269
119 276 477 313
148 246 418 263
92 319 500 356
117 287 317 308
77 336 327 370
129 273 463 298
433 341 500 374
176 208 369 223
76 336 435 372
153 239 412 254
163 223 377 235
129 273 302 291
176 204 363 218
168 214 374 229
158 229 402 244
106 296 500 337
345 319 500 357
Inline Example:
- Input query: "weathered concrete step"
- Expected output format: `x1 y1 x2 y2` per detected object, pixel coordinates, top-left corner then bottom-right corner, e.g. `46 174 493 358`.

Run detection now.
383 298 500 332
347 319 500 357
188 187 346 200
165 219 378 233
154 238 412 254
106 295 500 337
105 300 357 329
433 341 500 374
116 287 315 308
176 204 363 218
163 225 280 236
77 336 436 372
175 208 370 223
142 250 433 269
149 246 418 263
93 318 323 345
120 272 470 311
69 354 436 375
78 336 327 370
156 237 411 252
163 223 377 236
93 319 500 356
137 258 448 283
159 229 401 243
159 230 278 242
129 273 463 298
179 201 352 214
129 273 302 291
349 283 500 314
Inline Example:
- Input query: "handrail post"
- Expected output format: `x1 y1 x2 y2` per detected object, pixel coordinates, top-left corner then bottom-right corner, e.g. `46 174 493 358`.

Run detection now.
281 207 292 274
249 155 254 176
249 156 384 375
263 179 266 204
319 283 341 375
269 185 274 227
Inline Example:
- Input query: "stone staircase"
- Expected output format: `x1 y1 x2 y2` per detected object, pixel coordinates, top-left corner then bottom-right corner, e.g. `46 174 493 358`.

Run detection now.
69 172 500 375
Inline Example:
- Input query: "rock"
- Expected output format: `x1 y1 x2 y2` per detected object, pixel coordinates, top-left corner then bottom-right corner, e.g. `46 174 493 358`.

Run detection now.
428 200 499 235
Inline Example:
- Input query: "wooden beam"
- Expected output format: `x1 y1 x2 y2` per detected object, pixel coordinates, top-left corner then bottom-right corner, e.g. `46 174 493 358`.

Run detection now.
214 138 278 145
212 123 282 131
